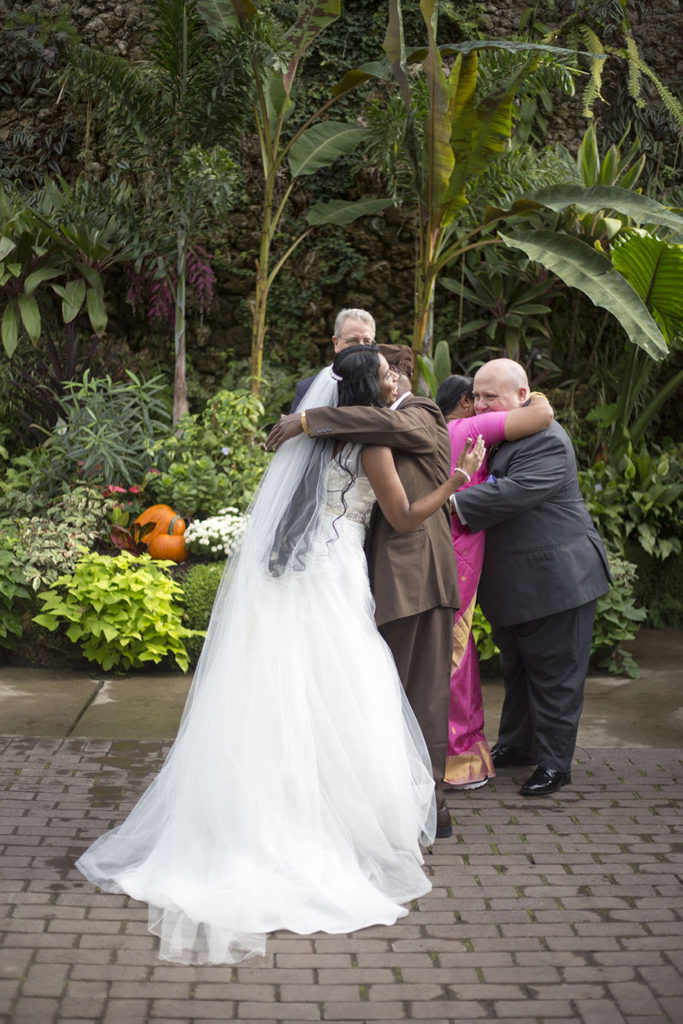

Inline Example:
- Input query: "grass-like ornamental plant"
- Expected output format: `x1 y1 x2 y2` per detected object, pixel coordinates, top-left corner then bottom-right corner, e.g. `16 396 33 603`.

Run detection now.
34 551 202 672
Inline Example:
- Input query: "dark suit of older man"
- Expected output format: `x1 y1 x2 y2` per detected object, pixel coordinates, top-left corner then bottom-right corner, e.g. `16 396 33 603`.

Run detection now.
456 420 611 794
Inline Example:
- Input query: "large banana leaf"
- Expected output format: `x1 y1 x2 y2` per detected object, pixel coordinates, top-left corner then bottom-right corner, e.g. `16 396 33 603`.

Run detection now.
421 0 455 216
196 0 256 36
306 198 394 227
284 0 341 96
611 229 683 344
528 184 683 236
288 122 367 178
500 229 669 360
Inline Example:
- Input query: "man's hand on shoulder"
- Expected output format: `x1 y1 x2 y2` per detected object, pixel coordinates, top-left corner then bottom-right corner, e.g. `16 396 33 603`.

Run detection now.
264 413 305 452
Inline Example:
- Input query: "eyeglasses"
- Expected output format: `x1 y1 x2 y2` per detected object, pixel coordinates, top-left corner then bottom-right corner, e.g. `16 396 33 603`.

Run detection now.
339 336 375 345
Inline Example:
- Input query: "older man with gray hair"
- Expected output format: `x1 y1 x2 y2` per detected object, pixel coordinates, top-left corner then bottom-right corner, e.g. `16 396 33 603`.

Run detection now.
453 358 611 796
290 308 376 411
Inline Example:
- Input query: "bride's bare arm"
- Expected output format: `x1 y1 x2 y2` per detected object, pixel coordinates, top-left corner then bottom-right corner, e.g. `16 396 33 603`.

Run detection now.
361 436 484 533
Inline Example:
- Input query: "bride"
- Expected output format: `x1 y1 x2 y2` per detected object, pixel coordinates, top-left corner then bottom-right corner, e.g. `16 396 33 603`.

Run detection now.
76 345 484 965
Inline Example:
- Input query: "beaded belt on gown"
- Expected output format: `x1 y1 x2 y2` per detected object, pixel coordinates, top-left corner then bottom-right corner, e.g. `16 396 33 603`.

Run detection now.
323 507 368 526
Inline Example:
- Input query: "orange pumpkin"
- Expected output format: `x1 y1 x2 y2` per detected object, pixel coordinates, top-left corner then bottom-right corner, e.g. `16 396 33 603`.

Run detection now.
133 504 178 545
147 515 187 563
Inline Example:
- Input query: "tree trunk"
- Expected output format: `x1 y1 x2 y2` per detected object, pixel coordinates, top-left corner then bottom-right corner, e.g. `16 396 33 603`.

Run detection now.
173 218 189 423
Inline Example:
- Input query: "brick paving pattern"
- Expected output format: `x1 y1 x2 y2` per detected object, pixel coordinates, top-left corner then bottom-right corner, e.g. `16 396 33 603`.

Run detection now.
1 736 682 1023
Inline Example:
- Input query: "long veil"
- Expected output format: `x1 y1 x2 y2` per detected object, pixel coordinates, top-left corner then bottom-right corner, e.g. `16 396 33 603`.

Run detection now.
182 365 340 719
76 366 436 965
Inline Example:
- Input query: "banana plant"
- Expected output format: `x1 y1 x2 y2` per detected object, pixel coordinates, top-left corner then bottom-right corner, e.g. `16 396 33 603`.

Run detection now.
374 0 586 361
415 338 452 399
197 0 390 393
360 0 683 401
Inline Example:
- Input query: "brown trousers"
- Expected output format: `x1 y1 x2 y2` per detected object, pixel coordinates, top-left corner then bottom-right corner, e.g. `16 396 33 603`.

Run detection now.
380 606 455 808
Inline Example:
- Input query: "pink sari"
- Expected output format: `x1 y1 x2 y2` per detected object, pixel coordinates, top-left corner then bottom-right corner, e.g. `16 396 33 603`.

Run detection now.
444 411 507 788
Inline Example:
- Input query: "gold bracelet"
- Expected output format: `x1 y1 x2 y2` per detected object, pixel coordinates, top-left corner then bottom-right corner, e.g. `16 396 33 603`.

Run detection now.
529 391 546 400
300 411 310 435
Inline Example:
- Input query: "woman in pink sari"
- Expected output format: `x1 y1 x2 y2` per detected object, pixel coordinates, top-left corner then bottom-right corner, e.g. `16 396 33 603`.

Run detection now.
435 376 553 790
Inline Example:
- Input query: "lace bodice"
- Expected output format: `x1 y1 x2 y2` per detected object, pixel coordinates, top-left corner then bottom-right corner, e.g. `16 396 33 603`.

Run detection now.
324 446 376 528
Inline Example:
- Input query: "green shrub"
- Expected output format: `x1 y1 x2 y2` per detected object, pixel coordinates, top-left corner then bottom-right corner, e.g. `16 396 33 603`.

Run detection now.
472 604 499 666
178 561 226 665
144 388 270 517
41 370 171 488
579 441 682 563
6 484 116 591
34 551 202 672
0 547 31 650
624 542 683 628
0 447 58 515
591 551 647 678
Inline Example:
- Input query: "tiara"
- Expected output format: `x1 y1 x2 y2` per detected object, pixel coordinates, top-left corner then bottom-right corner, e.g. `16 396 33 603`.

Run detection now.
330 369 343 381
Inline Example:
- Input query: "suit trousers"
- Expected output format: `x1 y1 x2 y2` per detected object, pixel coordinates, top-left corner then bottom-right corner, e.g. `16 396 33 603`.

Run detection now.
492 599 598 771
380 606 454 808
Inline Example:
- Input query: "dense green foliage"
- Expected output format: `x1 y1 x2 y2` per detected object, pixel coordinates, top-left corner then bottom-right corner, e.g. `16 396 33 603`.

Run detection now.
144 389 270 516
40 372 171 489
1 0 681 672
178 560 226 665
590 553 647 678
1 484 115 591
0 549 31 651
579 441 682 562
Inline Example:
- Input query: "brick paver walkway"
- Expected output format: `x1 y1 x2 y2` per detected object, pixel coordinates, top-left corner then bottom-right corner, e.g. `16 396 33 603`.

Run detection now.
1 736 682 1024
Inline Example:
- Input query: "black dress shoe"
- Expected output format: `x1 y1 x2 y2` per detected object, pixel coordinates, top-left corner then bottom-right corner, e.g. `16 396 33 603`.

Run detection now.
520 766 571 797
490 743 536 768
435 804 453 838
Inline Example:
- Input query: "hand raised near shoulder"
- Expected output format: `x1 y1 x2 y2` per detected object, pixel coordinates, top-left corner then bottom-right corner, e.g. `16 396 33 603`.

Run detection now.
264 413 304 452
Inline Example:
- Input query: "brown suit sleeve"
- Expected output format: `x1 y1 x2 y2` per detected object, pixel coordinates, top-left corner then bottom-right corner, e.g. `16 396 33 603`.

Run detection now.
305 398 438 455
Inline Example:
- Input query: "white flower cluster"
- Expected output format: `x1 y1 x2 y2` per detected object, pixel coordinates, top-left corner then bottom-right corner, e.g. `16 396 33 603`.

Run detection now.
184 507 249 561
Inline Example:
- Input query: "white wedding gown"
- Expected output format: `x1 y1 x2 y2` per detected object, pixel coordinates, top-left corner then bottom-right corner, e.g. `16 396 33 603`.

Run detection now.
76 447 436 964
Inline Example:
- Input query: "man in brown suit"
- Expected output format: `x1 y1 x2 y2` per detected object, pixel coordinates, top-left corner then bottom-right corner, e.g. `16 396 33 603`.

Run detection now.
265 345 459 838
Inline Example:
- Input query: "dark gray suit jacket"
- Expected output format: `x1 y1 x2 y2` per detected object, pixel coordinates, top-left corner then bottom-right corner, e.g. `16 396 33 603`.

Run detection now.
455 421 611 627
290 375 316 412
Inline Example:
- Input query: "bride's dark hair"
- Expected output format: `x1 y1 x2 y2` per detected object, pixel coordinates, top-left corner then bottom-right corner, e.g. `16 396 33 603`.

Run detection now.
333 345 384 407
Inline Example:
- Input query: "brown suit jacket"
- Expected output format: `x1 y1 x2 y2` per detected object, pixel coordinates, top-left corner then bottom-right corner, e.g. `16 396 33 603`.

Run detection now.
305 396 460 626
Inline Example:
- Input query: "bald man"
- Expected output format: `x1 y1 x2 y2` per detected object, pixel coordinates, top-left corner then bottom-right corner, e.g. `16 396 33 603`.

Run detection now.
453 359 611 796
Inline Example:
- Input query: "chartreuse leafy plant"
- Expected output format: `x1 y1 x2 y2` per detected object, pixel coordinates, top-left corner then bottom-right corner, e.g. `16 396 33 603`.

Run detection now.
34 552 202 672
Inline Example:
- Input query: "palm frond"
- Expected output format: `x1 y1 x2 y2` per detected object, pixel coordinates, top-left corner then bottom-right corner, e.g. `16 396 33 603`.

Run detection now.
579 24 606 118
